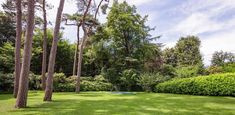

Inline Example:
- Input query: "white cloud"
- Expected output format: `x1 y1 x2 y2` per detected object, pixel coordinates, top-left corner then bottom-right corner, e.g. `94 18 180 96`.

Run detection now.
167 0 235 36
122 0 154 6
201 30 235 65
173 12 221 35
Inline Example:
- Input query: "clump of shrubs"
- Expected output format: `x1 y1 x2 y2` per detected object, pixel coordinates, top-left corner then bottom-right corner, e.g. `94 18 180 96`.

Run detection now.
0 73 14 93
0 72 41 93
205 66 223 75
0 72 113 93
155 73 235 96
175 65 202 78
53 73 113 92
137 73 172 92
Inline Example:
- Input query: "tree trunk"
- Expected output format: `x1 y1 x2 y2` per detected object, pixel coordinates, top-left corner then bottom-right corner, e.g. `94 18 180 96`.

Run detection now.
76 34 86 93
72 44 78 76
44 0 65 101
75 0 92 93
41 0 47 90
72 25 80 76
13 0 22 98
15 0 35 108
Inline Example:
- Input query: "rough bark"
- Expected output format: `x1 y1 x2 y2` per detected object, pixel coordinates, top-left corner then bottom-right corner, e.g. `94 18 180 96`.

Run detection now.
44 0 65 101
13 0 22 98
41 0 47 90
75 0 92 93
15 0 35 108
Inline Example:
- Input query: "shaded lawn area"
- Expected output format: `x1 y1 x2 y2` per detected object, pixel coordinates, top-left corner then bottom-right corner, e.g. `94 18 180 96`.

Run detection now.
0 91 235 115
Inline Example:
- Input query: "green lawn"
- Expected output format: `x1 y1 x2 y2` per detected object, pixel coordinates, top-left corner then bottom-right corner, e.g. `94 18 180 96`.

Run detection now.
0 91 235 115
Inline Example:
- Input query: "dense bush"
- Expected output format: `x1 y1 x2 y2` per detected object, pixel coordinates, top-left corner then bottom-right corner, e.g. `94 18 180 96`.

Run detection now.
175 65 200 78
81 80 112 91
155 73 235 96
160 64 176 77
0 73 41 93
53 73 74 92
81 75 113 91
222 63 235 73
205 66 223 75
137 73 172 92
205 63 235 75
0 72 113 93
0 73 14 93
28 73 41 90
120 69 138 91
54 74 113 92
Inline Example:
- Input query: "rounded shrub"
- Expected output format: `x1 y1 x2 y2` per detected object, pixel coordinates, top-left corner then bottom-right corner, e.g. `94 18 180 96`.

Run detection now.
80 80 112 91
155 73 235 96
0 73 14 93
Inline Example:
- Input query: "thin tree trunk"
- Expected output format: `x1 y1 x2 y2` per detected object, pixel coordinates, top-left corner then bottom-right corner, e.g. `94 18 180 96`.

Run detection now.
44 0 65 101
13 0 22 98
72 25 80 76
75 0 92 93
72 45 77 76
15 0 35 108
41 0 47 90
76 34 87 93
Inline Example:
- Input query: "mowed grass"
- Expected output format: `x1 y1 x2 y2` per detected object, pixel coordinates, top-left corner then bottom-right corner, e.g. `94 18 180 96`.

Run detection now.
0 91 235 115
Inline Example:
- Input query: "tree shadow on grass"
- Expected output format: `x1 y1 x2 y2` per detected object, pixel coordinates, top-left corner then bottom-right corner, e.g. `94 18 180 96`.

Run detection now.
8 93 235 115
0 94 13 100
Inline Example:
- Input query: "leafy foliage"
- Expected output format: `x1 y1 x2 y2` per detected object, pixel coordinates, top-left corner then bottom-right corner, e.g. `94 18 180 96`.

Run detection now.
0 42 14 73
0 12 15 46
0 73 14 93
156 73 235 96
137 73 171 92
87 1 161 90
205 66 223 75
175 65 202 78
30 29 74 76
120 69 138 91
211 51 235 66
174 36 203 66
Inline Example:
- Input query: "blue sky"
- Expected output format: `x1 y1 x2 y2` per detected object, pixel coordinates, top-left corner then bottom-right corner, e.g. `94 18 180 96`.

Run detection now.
132 0 235 65
1 0 235 65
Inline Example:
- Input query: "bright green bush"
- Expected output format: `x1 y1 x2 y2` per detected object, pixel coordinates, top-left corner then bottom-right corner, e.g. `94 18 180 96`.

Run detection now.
175 66 200 78
80 80 112 91
155 73 235 96
80 77 94 81
81 75 113 91
222 63 235 73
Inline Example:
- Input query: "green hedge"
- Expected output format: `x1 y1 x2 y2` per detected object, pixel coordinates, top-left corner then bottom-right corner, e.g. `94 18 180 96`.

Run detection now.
155 73 235 96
